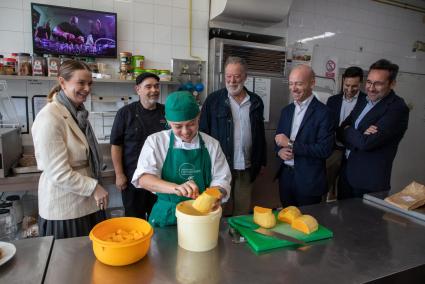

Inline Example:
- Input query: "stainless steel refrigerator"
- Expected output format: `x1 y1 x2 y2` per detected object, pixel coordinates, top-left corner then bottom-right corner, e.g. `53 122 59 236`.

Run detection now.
208 38 290 208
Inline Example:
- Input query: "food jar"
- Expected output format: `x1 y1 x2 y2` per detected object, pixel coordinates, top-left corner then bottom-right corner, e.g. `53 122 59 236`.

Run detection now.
131 55 144 69
32 55 47 76
47 55 61 77
4 58 17 75
0 208 16 240
6 195 24 224
158 69 171 81
120 52 132 72
17 53 32 76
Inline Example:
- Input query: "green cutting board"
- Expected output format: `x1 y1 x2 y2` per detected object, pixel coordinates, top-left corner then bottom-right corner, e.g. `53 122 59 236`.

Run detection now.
228 214 333 252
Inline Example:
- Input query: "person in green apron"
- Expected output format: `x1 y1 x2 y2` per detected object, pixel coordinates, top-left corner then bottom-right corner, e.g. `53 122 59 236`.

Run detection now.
131 91 232 227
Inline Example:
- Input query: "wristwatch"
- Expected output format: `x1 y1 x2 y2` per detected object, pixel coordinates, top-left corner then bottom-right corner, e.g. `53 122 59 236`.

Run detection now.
287 139 294 149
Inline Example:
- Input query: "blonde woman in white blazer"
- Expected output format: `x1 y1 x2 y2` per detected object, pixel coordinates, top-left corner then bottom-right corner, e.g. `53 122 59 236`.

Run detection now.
32 60 108 239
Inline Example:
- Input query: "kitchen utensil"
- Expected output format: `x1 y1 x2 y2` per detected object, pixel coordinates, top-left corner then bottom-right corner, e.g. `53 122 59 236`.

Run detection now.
253 227 307 246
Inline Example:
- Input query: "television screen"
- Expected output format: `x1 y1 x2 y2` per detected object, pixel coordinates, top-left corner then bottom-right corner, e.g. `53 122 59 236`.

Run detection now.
31 3 117 58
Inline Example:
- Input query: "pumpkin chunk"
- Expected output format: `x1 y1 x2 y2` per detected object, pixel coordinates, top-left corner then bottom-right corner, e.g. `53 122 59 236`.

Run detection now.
253 206 276 229
278 206 302 224
192 187 222 213
291 215 318 234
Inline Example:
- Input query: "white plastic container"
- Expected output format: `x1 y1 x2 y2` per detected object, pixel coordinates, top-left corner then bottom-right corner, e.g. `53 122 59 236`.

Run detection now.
175 200 222 252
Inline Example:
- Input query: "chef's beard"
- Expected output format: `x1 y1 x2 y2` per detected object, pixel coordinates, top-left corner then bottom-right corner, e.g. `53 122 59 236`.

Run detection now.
226 82 244 96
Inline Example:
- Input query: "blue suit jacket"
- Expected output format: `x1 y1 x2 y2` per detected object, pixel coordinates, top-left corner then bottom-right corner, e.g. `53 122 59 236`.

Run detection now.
338 90 409 191
276 96 334 196
326 91 367 129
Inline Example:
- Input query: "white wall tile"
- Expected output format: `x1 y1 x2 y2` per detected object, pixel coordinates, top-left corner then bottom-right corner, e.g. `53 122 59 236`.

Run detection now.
155 0 172 6
172 0 188 9
45 0 71 7
192 0 209 12
134 0 153 3
133 22 154 42
0 0 23 9
172 45 189 59
114 0 134 22
171 27 189 46
191 28 208 48
93 0 114 12
133 42 154 59
70 0 93 9
117 20 133 41
23 32 33 53
0 31 25 53
192 10 209 30
154 4 171 25
0 8 24 32
154 25 171 44
152 43 172 63
23 9 32 33
117 40 133 54
172 7 189 27
133 2 154 23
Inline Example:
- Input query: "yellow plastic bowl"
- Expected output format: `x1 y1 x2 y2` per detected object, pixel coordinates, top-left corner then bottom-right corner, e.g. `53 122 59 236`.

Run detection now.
89 217 154 266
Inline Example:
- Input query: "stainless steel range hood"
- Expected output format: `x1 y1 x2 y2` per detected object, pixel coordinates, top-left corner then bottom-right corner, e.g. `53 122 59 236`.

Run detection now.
210 0 293 27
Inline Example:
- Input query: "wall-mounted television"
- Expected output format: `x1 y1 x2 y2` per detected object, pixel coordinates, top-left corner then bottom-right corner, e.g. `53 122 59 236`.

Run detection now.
31 3 117 58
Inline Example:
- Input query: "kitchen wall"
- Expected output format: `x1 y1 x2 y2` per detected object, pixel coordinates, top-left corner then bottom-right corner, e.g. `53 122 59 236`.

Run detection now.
287 0 425 76
0 0 210 69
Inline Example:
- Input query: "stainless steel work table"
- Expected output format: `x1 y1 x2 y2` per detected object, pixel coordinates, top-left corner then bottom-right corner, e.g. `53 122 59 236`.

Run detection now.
0 236 54 284
44 199 425 284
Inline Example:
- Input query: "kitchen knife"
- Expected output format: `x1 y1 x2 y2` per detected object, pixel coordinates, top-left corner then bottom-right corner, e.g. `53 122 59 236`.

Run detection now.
253 227 307 246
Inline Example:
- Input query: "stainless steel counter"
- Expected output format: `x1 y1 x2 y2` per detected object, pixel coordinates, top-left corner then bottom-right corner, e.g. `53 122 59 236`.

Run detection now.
43 199 425 284
0 236 54 284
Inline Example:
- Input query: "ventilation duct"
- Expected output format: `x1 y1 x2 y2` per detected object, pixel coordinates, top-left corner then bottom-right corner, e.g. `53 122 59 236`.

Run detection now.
210 0 293 27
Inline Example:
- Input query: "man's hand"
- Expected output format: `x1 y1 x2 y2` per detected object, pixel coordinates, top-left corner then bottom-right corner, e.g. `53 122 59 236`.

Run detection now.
275 133 289 147
364 125 378 135
278 147 294 161
115 173 128 192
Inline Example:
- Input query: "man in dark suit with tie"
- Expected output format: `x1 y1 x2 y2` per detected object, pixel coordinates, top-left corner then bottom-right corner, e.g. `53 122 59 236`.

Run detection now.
326 67 366 200
275 65 334 207
337 59 409 199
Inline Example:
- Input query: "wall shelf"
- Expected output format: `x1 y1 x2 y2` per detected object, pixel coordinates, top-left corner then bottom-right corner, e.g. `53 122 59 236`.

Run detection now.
0 75 180 85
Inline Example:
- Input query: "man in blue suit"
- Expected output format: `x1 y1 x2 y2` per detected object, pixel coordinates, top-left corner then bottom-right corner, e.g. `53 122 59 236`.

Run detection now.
337 59 409 199
275 65 334 207
326 67 366 200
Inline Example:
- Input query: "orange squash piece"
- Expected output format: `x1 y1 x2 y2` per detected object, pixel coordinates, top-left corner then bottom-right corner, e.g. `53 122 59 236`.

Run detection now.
278 206 302 224
253 206 276 229
192 187 222 213
291 215 318 234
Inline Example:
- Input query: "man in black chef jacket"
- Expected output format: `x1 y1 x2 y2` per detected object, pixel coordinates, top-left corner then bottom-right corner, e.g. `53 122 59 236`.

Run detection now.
110 72 167 219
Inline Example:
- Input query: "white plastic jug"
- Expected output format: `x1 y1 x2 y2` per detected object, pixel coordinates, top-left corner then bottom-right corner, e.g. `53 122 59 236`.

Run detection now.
176 200 222 252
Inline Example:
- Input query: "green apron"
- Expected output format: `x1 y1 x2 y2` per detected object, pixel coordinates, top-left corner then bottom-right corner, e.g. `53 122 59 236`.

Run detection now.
148 132 212 227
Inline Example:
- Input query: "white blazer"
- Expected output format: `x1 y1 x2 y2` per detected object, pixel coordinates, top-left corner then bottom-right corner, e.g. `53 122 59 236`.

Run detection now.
32 96 98 220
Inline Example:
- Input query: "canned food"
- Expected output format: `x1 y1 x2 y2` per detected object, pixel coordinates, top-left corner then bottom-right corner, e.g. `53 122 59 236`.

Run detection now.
158 69 171 81
132 55 144 69
4 58 17 75
17 53 32 76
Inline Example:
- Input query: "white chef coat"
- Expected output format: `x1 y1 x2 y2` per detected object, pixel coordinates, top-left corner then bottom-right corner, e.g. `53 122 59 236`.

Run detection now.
131 130 232 201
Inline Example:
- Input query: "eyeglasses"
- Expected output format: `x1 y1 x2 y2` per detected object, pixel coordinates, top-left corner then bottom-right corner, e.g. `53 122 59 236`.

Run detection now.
366 80 387 88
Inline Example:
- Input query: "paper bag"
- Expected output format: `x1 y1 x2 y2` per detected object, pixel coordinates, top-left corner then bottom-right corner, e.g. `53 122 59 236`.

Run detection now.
385 181 425 210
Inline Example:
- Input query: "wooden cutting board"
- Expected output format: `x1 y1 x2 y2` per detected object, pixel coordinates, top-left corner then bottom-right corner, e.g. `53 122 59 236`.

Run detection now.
228 214 333 253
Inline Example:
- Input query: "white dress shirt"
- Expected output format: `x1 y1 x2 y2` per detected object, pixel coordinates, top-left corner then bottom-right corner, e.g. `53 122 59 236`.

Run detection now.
285 94 315 166
131 130 232 201
229 94 252 170
339 92 359 126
